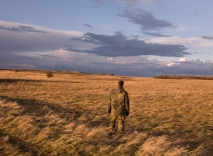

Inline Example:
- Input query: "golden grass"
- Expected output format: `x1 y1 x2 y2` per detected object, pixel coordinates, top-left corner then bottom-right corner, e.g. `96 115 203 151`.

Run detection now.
0 69 213 155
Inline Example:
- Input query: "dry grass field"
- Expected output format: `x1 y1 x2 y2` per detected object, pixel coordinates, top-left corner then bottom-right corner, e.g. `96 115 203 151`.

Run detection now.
0 69 213 156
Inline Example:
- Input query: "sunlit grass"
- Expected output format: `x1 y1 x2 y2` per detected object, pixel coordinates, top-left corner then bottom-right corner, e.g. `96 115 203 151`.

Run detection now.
0 70 213 155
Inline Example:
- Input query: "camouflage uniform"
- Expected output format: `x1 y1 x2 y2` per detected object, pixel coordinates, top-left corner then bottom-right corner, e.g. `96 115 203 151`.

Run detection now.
108 81 130 133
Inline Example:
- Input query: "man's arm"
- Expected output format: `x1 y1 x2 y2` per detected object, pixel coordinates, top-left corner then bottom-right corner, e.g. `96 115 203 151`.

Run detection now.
124 91 130 116
108 92 111 114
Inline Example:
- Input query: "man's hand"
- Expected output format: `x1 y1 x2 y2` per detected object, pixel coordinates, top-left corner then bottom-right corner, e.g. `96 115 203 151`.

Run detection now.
108 109 111 114
125 111 129 116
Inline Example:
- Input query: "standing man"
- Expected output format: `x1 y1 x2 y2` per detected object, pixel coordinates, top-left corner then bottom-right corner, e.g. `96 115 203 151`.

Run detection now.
108 80 130 134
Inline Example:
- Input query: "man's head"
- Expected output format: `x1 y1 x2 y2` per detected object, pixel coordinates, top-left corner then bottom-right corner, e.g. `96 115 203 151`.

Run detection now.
118 80 124 87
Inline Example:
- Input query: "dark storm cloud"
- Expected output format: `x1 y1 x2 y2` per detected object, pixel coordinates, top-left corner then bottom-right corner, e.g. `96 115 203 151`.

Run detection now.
84 24 93 28
201 36 213 40
118 10 176 30
70 32 189 57
0 25 47 33
144 32 170 37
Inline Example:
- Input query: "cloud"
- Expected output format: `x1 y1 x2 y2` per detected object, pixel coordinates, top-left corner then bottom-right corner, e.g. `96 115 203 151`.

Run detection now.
175 25 198 32
164 59 213 76
0 20 85 54
118 10 175 30
201 36 213 40
167 57 187 66
166 62 176 67
1 48 213 77
0 48 167 76
1 20 212 77
70 31 189 57
179 57 186 62
88 0 104 4
84 24 92 28
148 36 213 48
144 32 170 37
205 60 213 63
88 0 170 5
135 0 170 3
0 25 47 33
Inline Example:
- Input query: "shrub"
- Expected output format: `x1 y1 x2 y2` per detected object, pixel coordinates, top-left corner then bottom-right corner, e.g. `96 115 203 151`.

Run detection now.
46 71 54 78
15 69 20 73
99 73 106 76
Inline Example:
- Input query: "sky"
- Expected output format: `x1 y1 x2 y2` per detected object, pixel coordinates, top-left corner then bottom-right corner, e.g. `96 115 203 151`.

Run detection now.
0 0 213 77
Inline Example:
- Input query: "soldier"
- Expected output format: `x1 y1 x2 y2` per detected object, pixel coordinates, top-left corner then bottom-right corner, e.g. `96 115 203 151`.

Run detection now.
108 80 130 134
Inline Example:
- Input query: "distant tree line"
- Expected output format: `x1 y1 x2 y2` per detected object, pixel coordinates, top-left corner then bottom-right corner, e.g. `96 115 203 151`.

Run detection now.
154 74 213 80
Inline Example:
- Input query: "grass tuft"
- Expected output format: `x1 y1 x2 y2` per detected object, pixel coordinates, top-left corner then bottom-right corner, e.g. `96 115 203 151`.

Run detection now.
46 70 54 78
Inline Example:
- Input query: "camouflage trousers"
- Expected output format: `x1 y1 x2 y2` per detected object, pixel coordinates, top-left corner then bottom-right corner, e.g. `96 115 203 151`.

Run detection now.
110 115 125 133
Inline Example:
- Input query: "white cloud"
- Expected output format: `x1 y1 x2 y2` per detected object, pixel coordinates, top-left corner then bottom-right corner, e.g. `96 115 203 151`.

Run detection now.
205 60 213 64
179 57 186 62
107 57 113 61
166 57 186 67
167 62 176 66
175 25 198 32
147 36 213 48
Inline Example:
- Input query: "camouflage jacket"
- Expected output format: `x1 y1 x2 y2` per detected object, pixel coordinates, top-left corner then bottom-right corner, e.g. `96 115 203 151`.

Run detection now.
108 87 129 116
